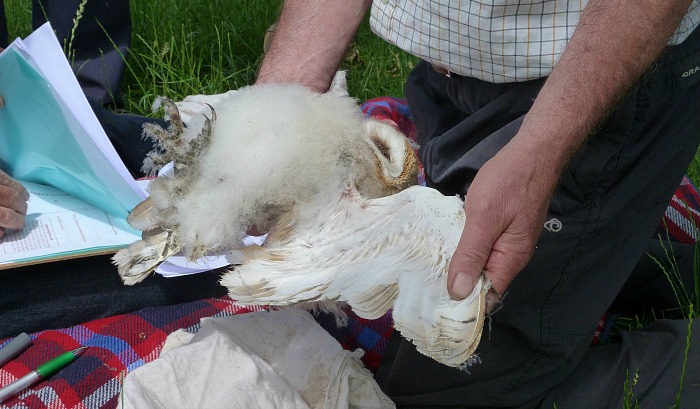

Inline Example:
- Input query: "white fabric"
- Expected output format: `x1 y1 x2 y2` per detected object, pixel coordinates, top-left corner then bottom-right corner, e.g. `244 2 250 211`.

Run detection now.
119 309 395 409
370 0 700 83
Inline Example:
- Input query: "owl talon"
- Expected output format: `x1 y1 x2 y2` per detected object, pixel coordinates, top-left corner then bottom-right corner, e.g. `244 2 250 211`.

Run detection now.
161 98 185 137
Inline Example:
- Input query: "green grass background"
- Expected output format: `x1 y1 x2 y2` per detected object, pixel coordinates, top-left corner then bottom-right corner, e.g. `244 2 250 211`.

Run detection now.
5 0 417 111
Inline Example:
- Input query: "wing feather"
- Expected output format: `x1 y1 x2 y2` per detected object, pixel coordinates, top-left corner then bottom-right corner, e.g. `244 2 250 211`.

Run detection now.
222 186 488 367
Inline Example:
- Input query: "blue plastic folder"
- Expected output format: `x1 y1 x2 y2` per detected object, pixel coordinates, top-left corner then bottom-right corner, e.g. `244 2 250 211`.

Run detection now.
0 24 145 223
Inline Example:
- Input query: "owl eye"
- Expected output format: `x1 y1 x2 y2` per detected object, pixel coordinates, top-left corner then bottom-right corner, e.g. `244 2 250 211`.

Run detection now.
372 136 392 161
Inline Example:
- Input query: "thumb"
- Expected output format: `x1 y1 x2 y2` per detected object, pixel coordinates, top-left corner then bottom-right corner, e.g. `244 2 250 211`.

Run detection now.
448 215 500 300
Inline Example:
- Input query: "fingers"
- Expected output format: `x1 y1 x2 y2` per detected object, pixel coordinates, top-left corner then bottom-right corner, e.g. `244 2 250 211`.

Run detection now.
446 171 543 302
480 230 536 292
449 190 541 302
0 171 29 202
0 200 27 230
448 199 502 300
0 170 29 232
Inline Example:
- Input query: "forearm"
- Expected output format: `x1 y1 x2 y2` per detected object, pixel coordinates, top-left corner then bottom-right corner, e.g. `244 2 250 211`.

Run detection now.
513 0 692 179
256 0 372 92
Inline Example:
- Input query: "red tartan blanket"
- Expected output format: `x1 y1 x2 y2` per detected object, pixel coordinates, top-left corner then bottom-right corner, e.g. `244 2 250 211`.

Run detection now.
1 97 699 409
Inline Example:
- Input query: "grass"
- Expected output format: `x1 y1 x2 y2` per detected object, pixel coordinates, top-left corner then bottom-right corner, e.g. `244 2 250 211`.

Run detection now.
121 0 280 114
120 0 416 114
4 1 698 407
4 0 415 114
622 369 640 409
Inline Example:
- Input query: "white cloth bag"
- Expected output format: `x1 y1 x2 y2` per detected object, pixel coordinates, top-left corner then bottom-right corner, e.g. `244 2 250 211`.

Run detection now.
120 309 395 409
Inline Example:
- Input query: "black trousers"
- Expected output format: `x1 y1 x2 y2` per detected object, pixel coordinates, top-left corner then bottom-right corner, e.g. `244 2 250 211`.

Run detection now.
377 27 700 409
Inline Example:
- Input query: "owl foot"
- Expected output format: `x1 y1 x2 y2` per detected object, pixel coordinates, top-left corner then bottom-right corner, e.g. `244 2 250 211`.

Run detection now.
141 99 216 175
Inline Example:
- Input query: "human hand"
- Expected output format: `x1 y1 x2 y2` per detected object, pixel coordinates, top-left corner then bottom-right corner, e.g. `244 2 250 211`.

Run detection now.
447 140 560 307
0 169 30 239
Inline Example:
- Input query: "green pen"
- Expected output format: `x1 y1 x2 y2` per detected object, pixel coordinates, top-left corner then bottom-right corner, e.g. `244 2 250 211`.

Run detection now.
0 346 88 403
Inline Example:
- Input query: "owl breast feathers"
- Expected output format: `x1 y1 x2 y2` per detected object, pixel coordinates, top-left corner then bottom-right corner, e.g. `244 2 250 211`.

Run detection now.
113 84 488 368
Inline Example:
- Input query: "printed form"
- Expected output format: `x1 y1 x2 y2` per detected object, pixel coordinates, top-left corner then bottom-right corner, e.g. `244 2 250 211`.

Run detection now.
0 182 139 267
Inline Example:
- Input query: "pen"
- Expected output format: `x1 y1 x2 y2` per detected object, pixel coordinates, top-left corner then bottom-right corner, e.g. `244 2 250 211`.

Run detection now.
0 333 32 368
0 346 88 403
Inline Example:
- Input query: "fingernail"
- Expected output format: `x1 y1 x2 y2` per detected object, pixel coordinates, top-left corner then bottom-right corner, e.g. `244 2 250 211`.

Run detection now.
451 272 475 300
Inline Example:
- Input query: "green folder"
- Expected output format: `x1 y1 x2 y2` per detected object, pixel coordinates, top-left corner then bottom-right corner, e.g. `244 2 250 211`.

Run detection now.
0 24 144 224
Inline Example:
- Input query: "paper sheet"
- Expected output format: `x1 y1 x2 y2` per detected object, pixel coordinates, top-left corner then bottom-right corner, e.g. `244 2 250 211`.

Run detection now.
0 23 146 219
0 182 140 267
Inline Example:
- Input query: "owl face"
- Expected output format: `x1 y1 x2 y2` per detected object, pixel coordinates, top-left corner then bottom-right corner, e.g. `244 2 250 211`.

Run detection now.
363 119 419 198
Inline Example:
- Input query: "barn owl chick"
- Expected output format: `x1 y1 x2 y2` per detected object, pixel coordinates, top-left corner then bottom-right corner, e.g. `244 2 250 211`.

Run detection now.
221 185 490 368
113 84 418 284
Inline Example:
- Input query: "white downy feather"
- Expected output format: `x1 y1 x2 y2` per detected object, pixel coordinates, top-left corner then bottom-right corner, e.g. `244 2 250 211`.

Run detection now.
114 84 416 282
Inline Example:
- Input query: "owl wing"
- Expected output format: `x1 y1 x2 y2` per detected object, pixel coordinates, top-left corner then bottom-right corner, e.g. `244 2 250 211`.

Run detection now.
222 185 488 367
221 187 407 319
392 272 489 368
